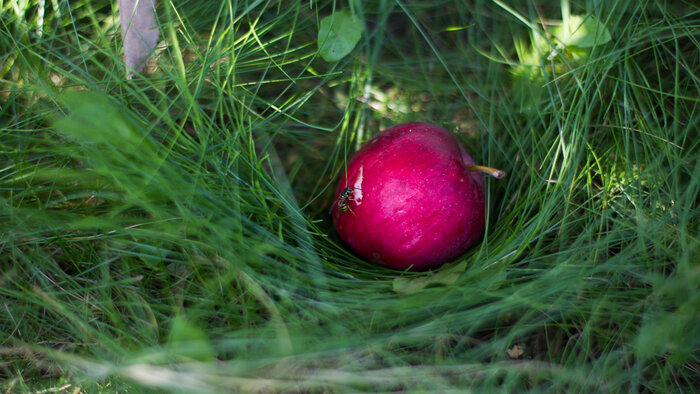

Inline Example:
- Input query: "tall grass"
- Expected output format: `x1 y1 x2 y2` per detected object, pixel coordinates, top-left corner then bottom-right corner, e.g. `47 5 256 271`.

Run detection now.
1 0 698 391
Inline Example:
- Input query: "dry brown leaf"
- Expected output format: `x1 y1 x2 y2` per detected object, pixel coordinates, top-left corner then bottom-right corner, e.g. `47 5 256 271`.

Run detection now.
118 0 159 76
507 344 524 359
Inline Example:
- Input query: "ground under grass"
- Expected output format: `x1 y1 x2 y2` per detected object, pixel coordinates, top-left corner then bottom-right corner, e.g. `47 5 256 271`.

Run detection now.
1 0 698 392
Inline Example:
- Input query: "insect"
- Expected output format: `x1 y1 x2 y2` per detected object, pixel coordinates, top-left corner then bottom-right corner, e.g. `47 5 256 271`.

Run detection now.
332 187 358 215
337 187 354 213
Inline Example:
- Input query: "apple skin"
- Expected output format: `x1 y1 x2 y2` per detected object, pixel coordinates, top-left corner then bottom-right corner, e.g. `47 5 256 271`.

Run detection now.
331 122 486 271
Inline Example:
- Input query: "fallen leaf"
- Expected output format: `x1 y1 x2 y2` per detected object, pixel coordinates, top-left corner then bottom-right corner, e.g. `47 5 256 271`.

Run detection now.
118 0 159 76
507 344 524 359
552 14 611 49
317 10 364 62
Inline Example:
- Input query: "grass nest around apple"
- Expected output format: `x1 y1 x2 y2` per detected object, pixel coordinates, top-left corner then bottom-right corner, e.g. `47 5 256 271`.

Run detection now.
1 0 698 392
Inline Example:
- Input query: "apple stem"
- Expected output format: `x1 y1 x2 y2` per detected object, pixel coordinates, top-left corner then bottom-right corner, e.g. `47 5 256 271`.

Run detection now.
466 164 505 179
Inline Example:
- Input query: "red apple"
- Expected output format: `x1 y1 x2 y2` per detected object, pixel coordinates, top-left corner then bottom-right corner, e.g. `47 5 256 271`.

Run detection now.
331 122 503 271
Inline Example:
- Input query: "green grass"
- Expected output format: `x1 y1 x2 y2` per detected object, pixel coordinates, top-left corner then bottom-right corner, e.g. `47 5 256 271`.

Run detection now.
1 0 698 392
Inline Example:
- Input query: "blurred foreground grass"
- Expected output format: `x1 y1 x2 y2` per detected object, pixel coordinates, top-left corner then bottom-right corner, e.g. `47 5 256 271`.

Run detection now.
1 0 698 392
